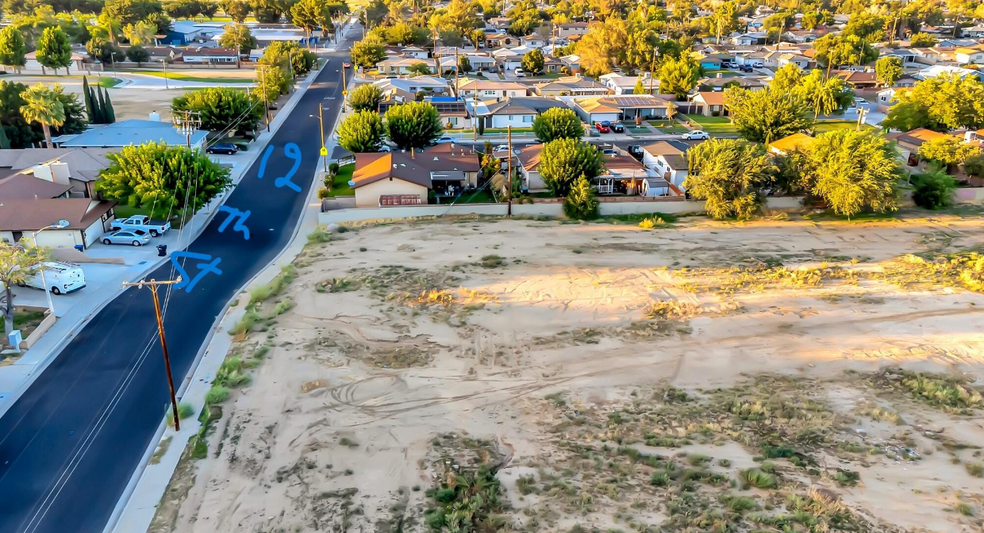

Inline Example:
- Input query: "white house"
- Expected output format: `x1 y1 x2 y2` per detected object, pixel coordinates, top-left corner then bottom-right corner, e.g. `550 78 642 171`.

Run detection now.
599 73 654 95
732 32 768 46
640 141 691 188
477 97 570 128
954 46 984 65
400 46 430 59
0 198 117 249
569 95 671 124
456 79 528 100
181 47 238 63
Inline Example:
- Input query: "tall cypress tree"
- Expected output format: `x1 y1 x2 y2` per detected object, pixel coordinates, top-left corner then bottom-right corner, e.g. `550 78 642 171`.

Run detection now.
95 87 107 124
0 122 10 150
82 76 95 123
103 87 116 124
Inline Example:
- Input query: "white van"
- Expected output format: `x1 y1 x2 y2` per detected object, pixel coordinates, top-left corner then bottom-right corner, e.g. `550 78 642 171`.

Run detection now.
23 262 86 295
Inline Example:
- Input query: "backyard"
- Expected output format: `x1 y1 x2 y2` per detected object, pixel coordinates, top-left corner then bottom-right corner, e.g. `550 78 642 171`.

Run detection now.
323 164 355 197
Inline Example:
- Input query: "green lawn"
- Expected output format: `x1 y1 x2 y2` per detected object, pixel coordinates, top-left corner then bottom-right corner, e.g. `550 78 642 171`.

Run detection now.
324 164 355 197
685 114 738 135
126 70 255 84
813 120 876 134
0 308 47 335
456 189 496 203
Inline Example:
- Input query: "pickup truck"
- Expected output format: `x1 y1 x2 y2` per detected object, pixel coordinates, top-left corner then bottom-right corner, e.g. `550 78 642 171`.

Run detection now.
110 215 171 237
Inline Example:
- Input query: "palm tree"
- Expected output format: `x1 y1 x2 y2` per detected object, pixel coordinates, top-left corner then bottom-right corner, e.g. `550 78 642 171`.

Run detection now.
20 83 66 148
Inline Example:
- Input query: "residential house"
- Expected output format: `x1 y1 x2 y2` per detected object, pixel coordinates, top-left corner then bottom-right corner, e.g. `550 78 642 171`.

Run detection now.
954 45 984 65
696 53 733 70
487 17 510 30
350 144 481 206
915 65 983 80
698 75 767 92
161 20 210 45
881 48 918 65
559 54 581 73
963 25 984 38
0 174 72 200
739 50 781 68
377 57 437 75
835 70 878 89
732 32 768 46
484 32 515 49
461 54 496 72
476 97 570 128
595 153 663 196
491 48 525 71
911 47 952 65
600 73 655 95
182 47 238 64
782 30 825 43
516 144 546 191
125 46 181 62
0 148 114 199
777 53 812 70
0 198 117 249
876 86 905 106
893 128 949 166
556 22 589 38
456 79 528 100
51 118 208 149
401 46 430 59
542 55 564 73
374 76 451 97
428 97 470 129
768 133 814 155
640 140 692 189
533 76 609 97
689 92 728 117
570 95 671 124
520 36 548 48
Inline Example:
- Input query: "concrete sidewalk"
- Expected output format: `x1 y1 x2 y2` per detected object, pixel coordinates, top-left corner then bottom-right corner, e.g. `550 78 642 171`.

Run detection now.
106 25 354 533
0 61 328 420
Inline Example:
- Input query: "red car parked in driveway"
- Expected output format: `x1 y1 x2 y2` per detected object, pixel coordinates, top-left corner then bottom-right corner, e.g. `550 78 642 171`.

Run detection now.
595 122 610 133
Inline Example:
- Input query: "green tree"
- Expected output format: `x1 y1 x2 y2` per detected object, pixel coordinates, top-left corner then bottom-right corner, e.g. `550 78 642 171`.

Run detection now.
539 138 605 196
532 107 583 142
0 242 47 337
470 28 485 48
658 55 699 100
220 0 251 22
882 74 984 132
359 0 386 27
86 37 123 64
521 48 544 75
337 109 385 152
290 0 329 48
52 84 87 135
103 0 163 25
20 83 65 147
218 23 257 59
125 44 150 64
875 56 904 87
172 87 262 133
795 69 853 119
102 86 116 123
0 125 10 150
711 0 738 43
259 41 315 76
683 138 774 220
201 0 218 19
804 130 901 217
770 63 803 93
918 135 982 171
909 32 936 46
458 55 472 73
36 26 73 75
143 11 173 33
351 37 386 69
385 101 443 152
563 174 599 220
406 62 431 76
0 27 28 73
82 75 95 123
726 86 812 144
911 166 956 210
0 81 40 148
348 83 383 112
633 77 647 94
96 142 232 214
256 63 288 101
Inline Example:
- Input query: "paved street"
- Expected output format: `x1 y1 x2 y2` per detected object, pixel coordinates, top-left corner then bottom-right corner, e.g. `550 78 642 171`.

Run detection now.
0 35 355 533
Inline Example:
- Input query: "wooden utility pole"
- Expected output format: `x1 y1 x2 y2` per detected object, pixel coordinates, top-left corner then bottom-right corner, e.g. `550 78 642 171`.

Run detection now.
454 48 460 94
162 59 169 89
649 48 657 94
506 125 512 216
122 277 184 431
317 104 327 172
258 65 271 132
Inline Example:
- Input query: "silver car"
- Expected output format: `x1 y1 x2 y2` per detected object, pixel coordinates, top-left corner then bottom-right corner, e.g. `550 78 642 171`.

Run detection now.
102 230 152 246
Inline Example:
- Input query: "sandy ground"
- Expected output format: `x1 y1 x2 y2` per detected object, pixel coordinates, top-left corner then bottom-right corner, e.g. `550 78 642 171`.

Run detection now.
155 214 984 533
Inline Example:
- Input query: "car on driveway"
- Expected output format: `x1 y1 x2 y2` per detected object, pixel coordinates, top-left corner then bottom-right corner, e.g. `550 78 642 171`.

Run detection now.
739 64 754 72
682 130 710 140
110 215 171 237
611 122 624 132
595 122 610 133
206 143 239 155
102 230 151 247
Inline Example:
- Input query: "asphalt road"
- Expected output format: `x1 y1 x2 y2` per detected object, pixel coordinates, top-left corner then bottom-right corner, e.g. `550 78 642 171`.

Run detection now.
0 36 355 533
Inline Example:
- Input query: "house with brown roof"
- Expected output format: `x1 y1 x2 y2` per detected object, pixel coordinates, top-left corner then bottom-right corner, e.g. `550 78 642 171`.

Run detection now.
0 174 72 200
689 91 729 117
556 22 588 38
0 198 117 249
515 145 546 191
476 97 570 128
640 140 695 189
570 95 672 124
0 148 115 199
533 76 609 97
835 70 878 90
892 128 950 166
350 144 481 207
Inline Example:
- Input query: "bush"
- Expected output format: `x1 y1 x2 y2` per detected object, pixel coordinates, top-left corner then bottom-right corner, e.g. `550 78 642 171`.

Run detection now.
911 167 956 210
329 162 340 175
205 384 231 404
966 154 984 178
563 175 599 220
740 468 777 489
167 401 195 426
317 186 330 199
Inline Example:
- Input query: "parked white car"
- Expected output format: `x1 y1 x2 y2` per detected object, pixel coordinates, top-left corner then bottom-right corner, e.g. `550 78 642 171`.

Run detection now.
514 68 526 77
102 230 152 246
19 262 86 295
682 130 710 140
110 215 171 237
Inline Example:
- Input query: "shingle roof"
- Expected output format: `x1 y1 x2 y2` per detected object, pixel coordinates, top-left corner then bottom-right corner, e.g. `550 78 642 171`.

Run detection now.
0 198 117 231
352 144 479 189
52 120 208 148
483 97 569 115
0 174 73 200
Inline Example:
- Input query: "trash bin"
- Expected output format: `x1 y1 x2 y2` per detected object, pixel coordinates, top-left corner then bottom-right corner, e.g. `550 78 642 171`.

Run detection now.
157 244 167 257
74 244 84 253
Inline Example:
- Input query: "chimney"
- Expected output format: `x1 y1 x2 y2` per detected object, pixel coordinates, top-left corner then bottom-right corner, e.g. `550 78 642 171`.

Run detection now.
49 162 71 185
149 110 161 121
33 164 54 183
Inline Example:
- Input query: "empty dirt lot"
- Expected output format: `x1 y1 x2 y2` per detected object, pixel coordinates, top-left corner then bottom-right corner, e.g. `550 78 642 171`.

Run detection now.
155 212 984 533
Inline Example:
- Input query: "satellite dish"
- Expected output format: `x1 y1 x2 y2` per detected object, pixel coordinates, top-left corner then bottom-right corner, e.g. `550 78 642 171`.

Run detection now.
55 219 70 228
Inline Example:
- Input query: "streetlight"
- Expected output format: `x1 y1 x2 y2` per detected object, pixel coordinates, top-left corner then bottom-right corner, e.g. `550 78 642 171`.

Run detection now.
32 219 70 317
310 104 327 173
161 59 169 89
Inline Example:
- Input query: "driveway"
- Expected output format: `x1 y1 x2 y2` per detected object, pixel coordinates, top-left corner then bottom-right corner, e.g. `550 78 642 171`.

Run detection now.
10 264 132 318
